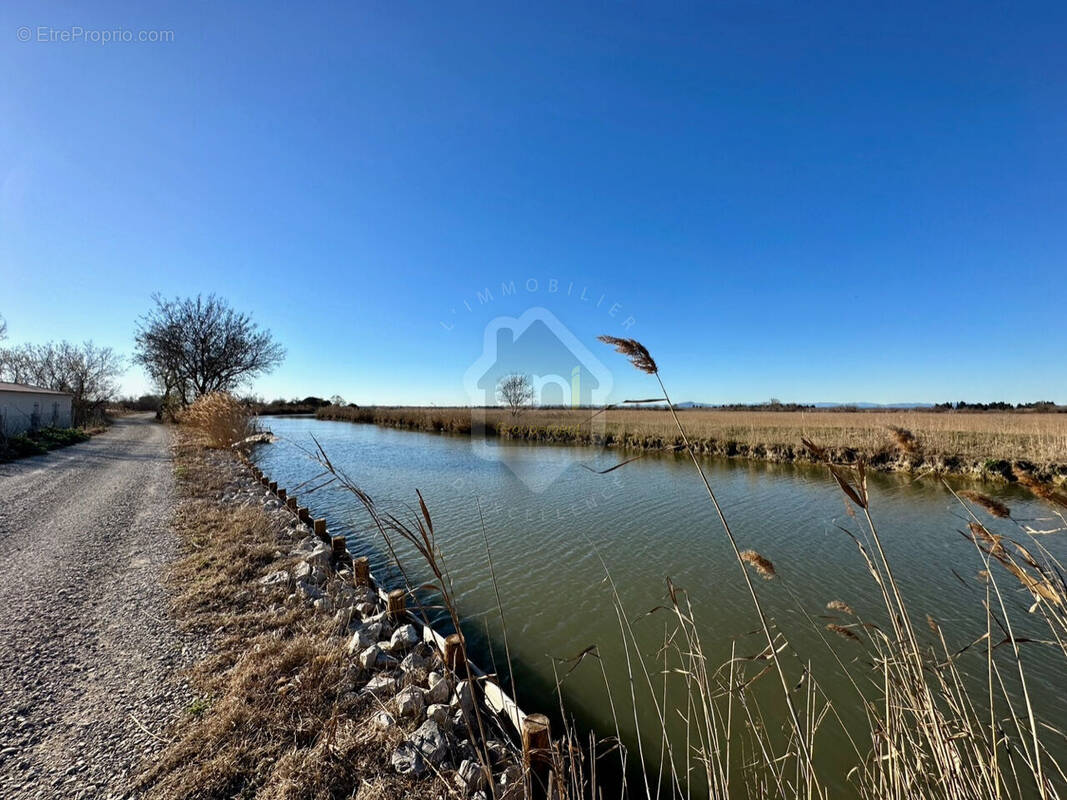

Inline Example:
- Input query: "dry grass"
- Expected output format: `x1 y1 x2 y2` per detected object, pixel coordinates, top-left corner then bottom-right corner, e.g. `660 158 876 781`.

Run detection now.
557 335 1067 800
316 406 1067 476
180 392 254 449
137 438 443 800
282 342 1067 797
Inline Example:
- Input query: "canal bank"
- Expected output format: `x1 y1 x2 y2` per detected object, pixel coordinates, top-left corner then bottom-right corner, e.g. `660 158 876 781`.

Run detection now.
254 414 1067 797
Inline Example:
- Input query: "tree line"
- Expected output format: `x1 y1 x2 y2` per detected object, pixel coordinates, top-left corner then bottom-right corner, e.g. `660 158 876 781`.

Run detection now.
0 295 286 427
0 317 121 426
2 301 1062 430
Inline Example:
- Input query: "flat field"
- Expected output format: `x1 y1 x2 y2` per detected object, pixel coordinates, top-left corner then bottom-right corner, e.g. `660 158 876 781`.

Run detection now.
315 406 1067 473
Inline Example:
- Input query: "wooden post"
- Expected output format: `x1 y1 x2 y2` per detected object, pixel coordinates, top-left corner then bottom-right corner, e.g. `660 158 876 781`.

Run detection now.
387 589 406 620
352 556 370 585
522 713 552 798
443 633 466 673
298 507 311 524
276 488 286 502
286 496 297 511
268 481 277 493
332 535 347 560
313 519 327 541
260 475 269 486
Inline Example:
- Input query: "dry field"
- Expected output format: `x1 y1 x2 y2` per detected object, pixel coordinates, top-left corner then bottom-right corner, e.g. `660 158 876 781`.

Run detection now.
316 406 1067 476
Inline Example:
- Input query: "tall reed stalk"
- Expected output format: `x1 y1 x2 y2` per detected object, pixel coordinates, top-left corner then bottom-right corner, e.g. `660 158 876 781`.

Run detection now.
595 334 1067 800
290 334 1067 800
599 336 822 799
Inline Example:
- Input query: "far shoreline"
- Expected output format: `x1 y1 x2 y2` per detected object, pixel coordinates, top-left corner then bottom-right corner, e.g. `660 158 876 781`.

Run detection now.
305 405 1067 485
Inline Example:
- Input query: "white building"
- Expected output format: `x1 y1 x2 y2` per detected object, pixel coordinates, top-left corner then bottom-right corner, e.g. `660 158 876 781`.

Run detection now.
0 382 74 436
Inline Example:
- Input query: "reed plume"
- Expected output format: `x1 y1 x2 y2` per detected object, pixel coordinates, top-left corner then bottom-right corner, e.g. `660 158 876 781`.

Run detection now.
968 521 1005 556
596 335 658 375
826 623 859 642
959 490 1011 518
740 549 777 580
599 332 821 790
826 599 855 616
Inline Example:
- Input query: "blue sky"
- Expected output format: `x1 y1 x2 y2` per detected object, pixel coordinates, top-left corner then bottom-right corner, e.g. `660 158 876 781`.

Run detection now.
1 1 1064 404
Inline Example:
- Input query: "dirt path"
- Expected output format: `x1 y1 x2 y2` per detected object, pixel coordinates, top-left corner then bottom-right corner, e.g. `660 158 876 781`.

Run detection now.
0 415 194 799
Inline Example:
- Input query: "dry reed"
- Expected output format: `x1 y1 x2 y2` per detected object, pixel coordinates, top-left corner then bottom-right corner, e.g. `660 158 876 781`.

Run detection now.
826 600 854 616
315 405 1067 477
959 490 1012 518
887 425 920 454
180 392 254 449
740 550 778 580
279 337 1067 799
825 624 860 642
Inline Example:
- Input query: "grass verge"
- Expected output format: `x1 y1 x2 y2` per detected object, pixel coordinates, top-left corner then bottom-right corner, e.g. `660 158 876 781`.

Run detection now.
135 435 446 800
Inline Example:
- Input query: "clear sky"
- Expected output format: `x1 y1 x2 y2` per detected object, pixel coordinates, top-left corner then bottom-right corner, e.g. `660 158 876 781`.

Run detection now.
1 1 1064 405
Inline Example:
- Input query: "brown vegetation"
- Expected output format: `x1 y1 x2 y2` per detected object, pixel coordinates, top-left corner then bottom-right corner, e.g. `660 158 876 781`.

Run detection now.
170 345 1067 798
739 549 777 580
546 334 1067 799
180 392 254 449
137 437 444 799
959 490 1012 518
315 405 1067 480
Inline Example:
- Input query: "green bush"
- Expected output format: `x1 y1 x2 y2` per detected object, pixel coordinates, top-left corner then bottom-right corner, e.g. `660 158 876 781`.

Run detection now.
8 435 48 457
0 427 91 461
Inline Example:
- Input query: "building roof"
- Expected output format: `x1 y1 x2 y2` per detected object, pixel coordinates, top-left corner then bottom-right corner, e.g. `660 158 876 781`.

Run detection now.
0 382 72 397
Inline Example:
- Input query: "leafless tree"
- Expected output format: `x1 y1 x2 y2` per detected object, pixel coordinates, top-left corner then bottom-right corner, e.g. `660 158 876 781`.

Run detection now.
497 373 534 416
0 340 123 425
134 294 285 406
0 315 7 341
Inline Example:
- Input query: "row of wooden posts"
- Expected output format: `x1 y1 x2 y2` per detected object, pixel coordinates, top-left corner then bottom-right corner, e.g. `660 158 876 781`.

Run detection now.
248 461 553 792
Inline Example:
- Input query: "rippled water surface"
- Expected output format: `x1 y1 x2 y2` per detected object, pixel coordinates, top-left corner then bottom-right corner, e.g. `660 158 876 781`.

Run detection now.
254 416 1067 795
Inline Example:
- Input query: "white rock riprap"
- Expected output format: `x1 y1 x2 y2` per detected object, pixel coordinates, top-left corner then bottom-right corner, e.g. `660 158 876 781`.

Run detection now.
244 453 526 798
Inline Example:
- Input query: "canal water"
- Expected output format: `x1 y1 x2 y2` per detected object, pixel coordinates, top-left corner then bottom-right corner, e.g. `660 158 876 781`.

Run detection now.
254 415 1066 797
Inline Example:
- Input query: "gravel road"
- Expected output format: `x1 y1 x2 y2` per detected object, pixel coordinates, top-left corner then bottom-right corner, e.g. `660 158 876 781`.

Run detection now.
0 415 194 799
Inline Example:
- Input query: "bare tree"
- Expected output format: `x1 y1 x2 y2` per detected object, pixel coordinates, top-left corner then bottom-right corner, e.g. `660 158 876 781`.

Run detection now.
0 340 123 425
0 315 7 341
134 294 285 406
497 373 534 416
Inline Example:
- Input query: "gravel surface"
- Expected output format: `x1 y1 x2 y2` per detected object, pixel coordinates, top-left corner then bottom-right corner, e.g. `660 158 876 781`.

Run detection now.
0 415 195 799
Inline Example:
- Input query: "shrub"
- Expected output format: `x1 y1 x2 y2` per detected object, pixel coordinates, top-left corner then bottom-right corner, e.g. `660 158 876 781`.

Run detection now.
36 427 90 448
0 427 90 460
180 392 254 449
7 434 48 457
